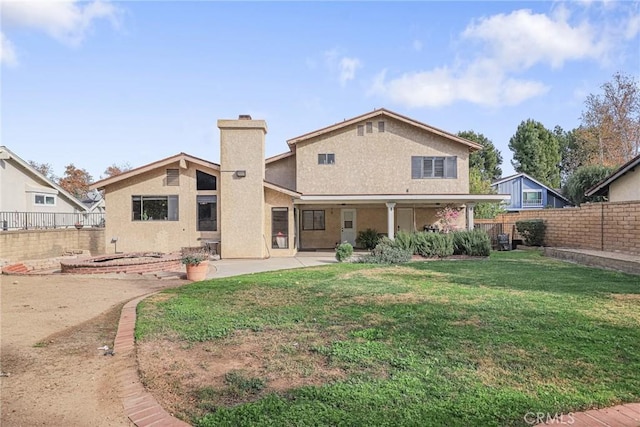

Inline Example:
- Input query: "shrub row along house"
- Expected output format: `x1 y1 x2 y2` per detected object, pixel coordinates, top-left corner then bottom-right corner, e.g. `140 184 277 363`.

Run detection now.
90 109 509 258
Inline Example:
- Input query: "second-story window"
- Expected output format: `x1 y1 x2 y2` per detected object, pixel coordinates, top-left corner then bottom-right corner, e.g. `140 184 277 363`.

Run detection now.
318 153 335 165
366 122 373 133
411 156 457 179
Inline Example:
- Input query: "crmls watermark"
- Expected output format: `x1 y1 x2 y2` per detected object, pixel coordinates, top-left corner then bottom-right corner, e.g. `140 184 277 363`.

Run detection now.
524 412 576 425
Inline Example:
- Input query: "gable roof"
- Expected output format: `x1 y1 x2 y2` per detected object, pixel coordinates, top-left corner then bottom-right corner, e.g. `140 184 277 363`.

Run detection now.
90 152 220 190
265 151 295 164
0 145 88 211
263 180 300 197
492 172 571 203
585 154 640 197
286 108 483 151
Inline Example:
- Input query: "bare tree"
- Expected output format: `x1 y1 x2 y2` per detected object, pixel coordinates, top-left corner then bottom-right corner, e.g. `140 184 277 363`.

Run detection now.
102 162 132 178
59 164 93 199
28 160 57 182
581 72 640 166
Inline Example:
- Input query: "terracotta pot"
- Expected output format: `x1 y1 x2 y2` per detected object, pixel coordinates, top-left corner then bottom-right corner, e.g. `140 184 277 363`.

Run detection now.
185 261 209 281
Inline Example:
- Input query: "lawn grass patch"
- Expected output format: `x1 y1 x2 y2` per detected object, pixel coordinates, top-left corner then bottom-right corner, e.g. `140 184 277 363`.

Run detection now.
136 251 640 426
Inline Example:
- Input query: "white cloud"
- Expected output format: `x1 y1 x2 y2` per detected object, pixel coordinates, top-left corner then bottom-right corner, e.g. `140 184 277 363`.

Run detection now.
370 5 637 109
323 48 362 86
461 9 606 70
370 66 549 108
1 0 120 65
338 57 361 86
1 32 17 66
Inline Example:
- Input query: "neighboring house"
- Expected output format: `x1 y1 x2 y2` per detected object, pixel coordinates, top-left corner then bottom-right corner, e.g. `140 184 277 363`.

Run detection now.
491 173 571 211
585 154 640 202
0 145 90 229
91 109 509 257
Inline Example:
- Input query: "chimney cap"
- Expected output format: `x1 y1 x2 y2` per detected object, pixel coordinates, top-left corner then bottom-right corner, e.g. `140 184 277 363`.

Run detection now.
238 114 252 120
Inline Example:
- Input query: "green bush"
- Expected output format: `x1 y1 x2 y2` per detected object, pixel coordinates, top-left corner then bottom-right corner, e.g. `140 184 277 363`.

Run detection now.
359 238 412 264
516 219 546 246
452 230 491 256
394 230 415 253
335 242 354 262
412 232 454 258
356 228 380 250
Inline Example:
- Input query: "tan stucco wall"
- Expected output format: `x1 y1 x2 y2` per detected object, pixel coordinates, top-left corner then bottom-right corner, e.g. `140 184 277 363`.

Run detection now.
219 119 267 258
103 162 220 254
264 188 296 257
295 117 469 195
298 204 465 249
609 169 640 202
0 158 81 213
299 206 341 249
265 155 296 191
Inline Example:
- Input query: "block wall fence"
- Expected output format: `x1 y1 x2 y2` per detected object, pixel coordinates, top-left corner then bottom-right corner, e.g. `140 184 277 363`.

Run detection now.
476 201 640 256
0 228 105 264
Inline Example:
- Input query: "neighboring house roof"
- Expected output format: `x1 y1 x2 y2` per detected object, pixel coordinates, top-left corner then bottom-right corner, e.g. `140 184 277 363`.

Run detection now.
90 152 220 190
0 145 88 211
491 172 571 204
585 154 640 197
286 108 483 151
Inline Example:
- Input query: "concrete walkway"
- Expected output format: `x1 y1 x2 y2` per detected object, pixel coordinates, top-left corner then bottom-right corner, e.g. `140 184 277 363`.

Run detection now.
113 252 640 427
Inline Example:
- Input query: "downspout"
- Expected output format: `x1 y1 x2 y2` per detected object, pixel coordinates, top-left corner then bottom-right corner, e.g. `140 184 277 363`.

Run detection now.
601 203 604 251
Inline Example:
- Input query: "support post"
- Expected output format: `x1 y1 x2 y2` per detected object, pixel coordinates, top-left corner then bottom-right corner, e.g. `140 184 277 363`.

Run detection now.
466 203 476 230
386 202 396 240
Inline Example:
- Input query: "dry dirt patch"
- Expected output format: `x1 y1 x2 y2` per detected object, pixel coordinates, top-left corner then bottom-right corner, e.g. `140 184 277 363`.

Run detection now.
1 274 186 427
138 328 347 419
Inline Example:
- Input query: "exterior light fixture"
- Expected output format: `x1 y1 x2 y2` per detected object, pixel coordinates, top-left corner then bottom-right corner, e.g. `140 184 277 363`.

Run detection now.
235 170 246 178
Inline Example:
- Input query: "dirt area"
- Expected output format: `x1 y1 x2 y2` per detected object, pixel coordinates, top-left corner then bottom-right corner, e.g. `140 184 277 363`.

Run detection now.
0 273 187 426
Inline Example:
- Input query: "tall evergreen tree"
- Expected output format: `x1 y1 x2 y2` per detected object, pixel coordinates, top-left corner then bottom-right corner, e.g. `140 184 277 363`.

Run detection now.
458 130 505 219
458 130 503 181
508 119 561 188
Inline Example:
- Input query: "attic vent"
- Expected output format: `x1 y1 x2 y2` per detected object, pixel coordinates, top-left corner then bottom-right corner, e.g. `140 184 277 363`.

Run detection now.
166 169 179 186
238 114 252 120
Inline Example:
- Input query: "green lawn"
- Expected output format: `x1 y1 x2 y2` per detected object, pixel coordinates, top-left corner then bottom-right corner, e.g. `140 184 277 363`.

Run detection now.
136 251 640 427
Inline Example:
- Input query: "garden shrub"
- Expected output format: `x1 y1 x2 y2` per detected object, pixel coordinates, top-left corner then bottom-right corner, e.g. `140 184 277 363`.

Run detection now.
452 229 491 256
356 228 380 250
412 232 453 258
335 242 354 262
359 238 412 264
394 230 415 253
515 219 546 246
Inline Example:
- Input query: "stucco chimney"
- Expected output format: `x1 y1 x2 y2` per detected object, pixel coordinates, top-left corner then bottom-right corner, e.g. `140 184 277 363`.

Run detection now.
217 116 267 258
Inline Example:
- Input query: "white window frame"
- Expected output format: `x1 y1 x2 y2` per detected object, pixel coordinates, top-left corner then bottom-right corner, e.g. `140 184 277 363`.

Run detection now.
34 194 56 206
522 190 543 207
318 153 335 165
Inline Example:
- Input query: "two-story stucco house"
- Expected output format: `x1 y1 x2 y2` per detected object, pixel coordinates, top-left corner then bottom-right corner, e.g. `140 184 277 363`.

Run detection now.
90 109 508 258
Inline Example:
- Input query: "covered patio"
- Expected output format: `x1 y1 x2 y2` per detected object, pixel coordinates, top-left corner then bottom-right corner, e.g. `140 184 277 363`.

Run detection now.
293 194 510 250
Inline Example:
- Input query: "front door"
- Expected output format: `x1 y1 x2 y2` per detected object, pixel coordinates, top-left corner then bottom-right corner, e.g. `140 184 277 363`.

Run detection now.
340 209 356 246
397 208 414 233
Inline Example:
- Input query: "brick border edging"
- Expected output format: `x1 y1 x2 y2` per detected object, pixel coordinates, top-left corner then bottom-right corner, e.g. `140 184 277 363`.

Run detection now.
115 294 191 427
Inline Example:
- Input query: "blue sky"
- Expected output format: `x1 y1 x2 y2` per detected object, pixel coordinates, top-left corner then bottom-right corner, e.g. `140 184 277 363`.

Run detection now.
2 1 639 182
